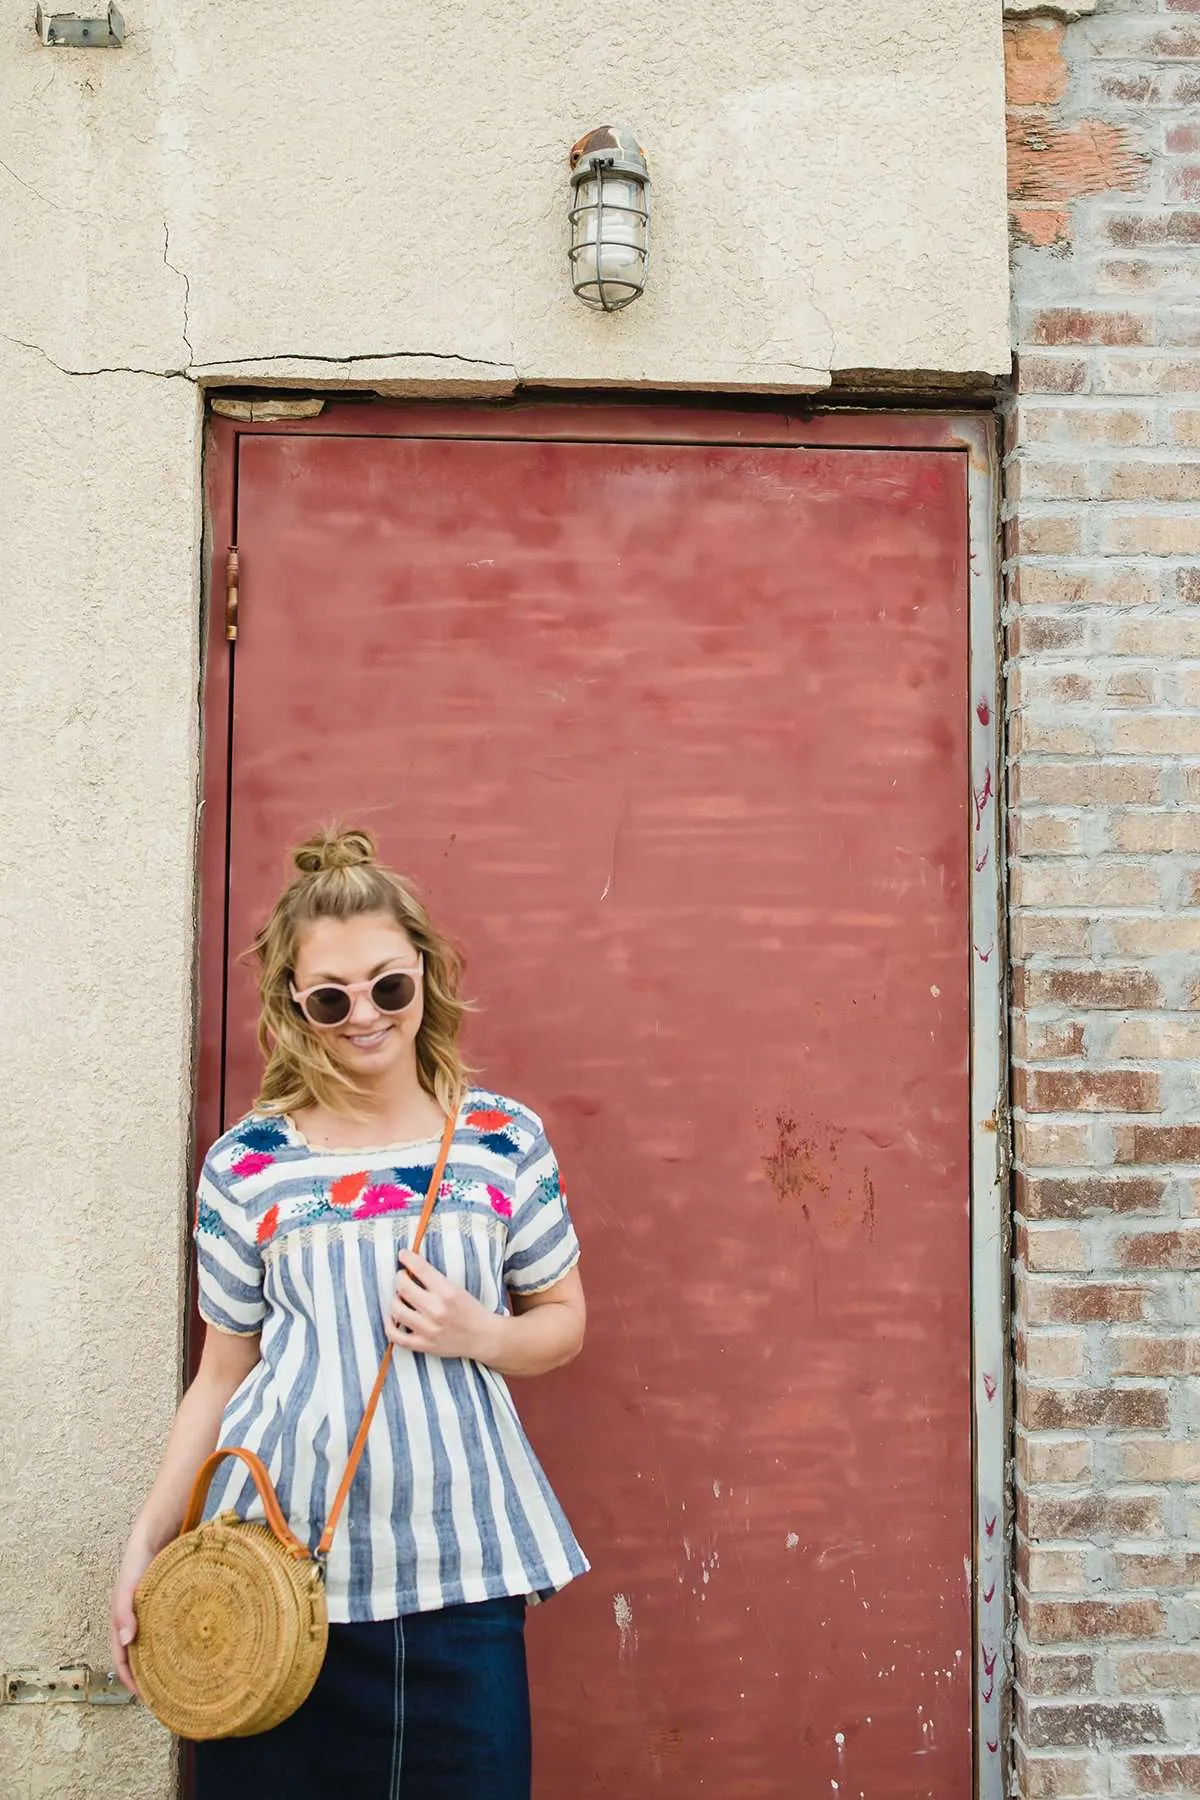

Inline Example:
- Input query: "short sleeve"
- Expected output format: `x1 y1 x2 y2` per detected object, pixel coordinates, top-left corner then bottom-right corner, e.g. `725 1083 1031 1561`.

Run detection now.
503 1130 581 1297
194 1153 268 1335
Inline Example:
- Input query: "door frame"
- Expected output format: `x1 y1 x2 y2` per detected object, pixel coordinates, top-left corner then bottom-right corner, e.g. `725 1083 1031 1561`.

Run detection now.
196 398 1008 1797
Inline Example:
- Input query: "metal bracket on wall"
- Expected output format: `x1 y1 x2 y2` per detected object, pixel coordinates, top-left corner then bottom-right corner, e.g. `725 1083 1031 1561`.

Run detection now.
35 4 124 45
1 1665 133 1705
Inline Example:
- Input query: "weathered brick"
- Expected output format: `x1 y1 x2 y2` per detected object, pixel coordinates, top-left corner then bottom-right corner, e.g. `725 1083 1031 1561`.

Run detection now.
1013 863 1162 915
1111 1333 1200 1377
1009 512 1087 556
1116 1227 1200 1271
1019 1546 1091 1595
1013 564 1157 605
1018 1431 1094 1488
1167 125 1200 154
1108 1017 1200 1058
1116 1650 1200 1694
1102 512 1200 555
1010 714 1098 757
1015 404 1154 446
1167 164 1200 203
1019 1175 1165 1219
1027 1599 1166 1644
1014 359 1090 398
1013 763 1164 807
1011 914 1096 959
1171 410 1200 447
1017 1645 1097 1696
1005 20 1068 107
1022 1698 1166 1749
1119 1439 1200 1482
1112 712 1200 753
1110 918 1200 956
1105 212 1200 250
1099 461 1200 502
1009 615 1091 658
1111 617 1200 655
1115 1125 1200 1166
1114 1551 1200 1591
1016 968 1164 1011
1027 308 1153 348
1011 118 1150 208
1112 811 1200 853
1024 1279 1147 1325
1088 23 1200 60
1022 1225 1091 1273
1015 1117 1097 1166
1022 1331 1088 1378
1015 1068 1161 1115
1021 1491 1165 1540
1019 1385 1169 1431
1014 1745 1101 1800
1126 1754 1200 1793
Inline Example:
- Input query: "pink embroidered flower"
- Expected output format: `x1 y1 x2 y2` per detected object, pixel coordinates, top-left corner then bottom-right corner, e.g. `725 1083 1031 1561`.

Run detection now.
486 1184 512 1219
438 1180 453 1201
256 1203 281 1246
353 1183 413 1219
233 1151 275 1178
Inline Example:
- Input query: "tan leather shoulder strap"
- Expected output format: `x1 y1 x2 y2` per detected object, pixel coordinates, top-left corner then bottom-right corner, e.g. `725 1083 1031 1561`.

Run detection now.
182 1447 311 1558
316 1106 458 1558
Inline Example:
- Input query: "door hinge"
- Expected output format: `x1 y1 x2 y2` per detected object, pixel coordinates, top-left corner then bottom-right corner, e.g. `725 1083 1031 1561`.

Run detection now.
2 1665 133 1706
225 545 240 643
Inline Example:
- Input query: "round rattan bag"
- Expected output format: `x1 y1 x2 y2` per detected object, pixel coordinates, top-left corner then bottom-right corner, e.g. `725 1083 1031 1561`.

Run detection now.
130 1447 328 1740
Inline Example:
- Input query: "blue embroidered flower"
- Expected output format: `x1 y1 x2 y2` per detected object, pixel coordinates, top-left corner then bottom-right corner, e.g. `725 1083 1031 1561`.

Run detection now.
196 1198 227 1238
535 1171 559 1206
478 1131 518 1157
238 1118 290 1153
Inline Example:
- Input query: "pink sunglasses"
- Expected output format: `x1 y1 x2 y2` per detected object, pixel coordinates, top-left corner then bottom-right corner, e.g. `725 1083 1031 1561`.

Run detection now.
290 956 424 1029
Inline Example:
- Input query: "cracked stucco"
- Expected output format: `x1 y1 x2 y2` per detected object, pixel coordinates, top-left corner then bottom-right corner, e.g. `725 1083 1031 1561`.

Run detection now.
0 4 1007 1796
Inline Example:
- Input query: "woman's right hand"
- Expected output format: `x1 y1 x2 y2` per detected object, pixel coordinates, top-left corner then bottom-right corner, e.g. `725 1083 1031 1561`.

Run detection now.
110 1535 156 1696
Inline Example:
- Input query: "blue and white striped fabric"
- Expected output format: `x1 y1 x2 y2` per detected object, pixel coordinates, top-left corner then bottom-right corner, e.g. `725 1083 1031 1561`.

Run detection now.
194 1089 588 1623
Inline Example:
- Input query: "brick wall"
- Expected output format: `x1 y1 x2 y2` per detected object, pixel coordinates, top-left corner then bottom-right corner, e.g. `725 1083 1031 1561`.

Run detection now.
1007 2 1200 1795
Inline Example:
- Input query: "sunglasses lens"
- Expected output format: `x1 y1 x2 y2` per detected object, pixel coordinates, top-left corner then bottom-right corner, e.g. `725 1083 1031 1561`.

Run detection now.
304 986 352 1027
371 972 417 1013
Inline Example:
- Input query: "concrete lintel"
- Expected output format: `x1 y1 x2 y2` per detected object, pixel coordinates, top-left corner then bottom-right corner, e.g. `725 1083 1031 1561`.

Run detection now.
1003 0 1096 19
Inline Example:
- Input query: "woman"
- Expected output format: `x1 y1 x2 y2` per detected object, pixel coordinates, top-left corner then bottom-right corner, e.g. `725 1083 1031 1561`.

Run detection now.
110 828 588 1798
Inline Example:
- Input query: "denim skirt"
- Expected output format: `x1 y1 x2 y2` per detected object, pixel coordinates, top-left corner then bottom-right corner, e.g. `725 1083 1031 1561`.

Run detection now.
192 1595 530 1800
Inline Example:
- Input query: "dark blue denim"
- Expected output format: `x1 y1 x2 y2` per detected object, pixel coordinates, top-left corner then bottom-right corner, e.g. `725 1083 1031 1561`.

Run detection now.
193 1595 530 1800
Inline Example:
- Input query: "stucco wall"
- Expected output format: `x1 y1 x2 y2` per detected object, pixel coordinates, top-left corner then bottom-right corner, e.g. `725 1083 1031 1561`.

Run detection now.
0 2 1008 1794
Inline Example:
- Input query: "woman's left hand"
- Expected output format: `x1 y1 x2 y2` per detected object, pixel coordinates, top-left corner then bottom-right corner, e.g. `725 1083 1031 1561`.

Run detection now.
387 1250 503 1363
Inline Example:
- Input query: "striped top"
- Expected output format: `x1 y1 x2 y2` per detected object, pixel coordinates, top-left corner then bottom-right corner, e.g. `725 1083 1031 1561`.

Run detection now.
194 1089 588 1623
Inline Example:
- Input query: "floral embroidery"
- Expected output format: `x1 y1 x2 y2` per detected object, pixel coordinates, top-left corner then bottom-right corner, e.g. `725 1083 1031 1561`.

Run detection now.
479 1130 518 1156
353 1183 413 1220
256 1203 281 1246
486 1184 513 1219
238 1118 289 1153
331 1171 370 1209
535 1171 560 1206
467 1108 513 1131
233 1150 275 1178
196 1197 226 1237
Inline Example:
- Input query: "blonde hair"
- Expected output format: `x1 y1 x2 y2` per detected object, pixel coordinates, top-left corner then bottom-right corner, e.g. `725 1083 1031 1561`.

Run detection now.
252 827 472 1119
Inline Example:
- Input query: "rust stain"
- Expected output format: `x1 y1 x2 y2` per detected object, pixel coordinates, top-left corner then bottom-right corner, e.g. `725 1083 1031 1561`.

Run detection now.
649 1726 684 1757
1004 20 1068 108
862 1168 877 1243
763 1110 833 1210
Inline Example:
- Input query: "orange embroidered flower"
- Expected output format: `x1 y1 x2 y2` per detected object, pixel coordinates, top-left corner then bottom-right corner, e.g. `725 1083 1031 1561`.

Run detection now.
467 1108 513 1131
256 1203 280 1246
330 1171 370 1209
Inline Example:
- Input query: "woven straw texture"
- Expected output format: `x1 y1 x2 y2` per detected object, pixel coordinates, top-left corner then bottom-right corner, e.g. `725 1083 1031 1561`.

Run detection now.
130 1514 329 1740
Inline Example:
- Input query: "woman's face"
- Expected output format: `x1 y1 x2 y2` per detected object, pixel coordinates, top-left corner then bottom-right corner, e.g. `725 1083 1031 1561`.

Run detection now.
291 910 424 1085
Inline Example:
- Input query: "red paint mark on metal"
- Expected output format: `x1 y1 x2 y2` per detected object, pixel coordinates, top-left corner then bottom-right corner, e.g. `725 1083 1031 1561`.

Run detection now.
985 1513 998 1540
209 412 973 1799
983 1581 996 1606
972 766 993 830
983 1372 997 1404
976 699 991 727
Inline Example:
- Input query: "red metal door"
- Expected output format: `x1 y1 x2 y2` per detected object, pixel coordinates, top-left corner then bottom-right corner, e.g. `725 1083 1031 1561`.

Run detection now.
202 405 973 1799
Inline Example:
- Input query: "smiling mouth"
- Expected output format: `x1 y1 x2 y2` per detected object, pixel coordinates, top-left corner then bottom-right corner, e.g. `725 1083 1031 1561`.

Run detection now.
344 1026 392 1049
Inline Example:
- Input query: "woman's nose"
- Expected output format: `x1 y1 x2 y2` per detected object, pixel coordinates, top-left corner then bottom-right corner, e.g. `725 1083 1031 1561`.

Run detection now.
346 989 383 1027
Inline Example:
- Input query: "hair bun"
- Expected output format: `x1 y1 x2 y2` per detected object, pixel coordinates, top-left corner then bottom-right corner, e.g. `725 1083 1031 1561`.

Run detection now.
292 827 377 876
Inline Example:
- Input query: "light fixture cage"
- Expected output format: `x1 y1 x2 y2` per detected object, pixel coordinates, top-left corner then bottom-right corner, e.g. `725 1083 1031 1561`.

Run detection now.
568 125 651 313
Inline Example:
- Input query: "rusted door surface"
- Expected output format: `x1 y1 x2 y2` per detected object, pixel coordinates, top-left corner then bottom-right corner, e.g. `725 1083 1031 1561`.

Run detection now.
210 413 972 1798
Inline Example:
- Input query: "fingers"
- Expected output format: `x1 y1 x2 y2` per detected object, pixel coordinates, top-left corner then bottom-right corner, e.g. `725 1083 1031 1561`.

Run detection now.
109 1595 140 1697
397 1249 447 1289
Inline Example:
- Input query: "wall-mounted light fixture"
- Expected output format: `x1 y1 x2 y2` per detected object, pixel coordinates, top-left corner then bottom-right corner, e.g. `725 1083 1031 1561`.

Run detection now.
35 3 124 45
568 124 650 313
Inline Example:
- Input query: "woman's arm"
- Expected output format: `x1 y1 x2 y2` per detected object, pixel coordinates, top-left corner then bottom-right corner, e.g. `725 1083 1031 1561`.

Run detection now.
109 1324 261 1692
389 1253 586 1377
